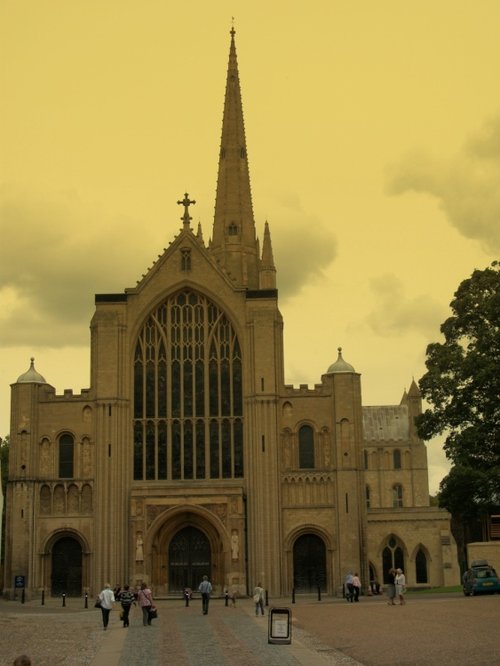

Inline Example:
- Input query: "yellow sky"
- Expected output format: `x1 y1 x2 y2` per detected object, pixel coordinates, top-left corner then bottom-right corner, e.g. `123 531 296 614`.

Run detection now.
1 0 499 492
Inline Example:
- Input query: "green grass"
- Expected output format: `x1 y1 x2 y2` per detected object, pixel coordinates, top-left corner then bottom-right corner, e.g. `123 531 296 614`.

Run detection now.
407 585 462 594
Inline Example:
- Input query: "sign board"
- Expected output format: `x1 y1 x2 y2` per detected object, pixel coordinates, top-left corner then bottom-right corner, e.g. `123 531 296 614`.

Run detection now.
14 575 26 589
268 606 292 645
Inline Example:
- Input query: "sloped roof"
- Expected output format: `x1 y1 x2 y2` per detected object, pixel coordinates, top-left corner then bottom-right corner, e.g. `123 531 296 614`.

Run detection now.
362 405 409 441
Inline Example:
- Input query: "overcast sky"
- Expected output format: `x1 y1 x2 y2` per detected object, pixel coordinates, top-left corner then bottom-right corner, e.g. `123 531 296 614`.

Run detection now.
1 1 499 493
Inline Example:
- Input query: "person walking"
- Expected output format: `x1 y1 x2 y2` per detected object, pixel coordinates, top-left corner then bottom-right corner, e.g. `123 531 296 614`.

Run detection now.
198 574 212 615
352 573 361 602
137 582 154 626
253 582 265 615
344 572 354 602
386 568 396 605
98 583 115 630
119 584 136 627
395 568 406 605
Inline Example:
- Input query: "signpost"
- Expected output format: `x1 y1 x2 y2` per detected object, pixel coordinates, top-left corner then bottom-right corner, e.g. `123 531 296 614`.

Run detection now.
268 607 292 645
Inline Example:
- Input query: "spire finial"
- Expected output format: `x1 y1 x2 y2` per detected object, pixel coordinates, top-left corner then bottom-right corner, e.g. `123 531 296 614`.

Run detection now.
231 16 235 37
177 192 196 227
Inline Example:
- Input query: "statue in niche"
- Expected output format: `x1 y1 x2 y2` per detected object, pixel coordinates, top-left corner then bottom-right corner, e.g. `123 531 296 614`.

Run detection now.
135 532 144 562
231 531 239 561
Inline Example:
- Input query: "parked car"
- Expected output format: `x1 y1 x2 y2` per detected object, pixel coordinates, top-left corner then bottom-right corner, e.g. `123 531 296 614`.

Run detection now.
463 561 500 596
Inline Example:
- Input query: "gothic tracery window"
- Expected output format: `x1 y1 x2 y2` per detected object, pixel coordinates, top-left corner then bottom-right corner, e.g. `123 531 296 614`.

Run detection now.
133 289 243 481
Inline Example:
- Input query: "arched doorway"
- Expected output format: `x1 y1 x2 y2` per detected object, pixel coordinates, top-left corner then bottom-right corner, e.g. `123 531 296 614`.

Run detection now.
169 526 211 593
293 534 326 593
51 536 82 596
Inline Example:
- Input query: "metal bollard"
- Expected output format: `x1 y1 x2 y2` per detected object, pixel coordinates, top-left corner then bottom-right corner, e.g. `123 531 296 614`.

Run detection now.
41 590 45 606
21 588 25 604
62 593 66 607
265 589 269 607
184 591 190 607
317 585 321 601
225 591 229 607
84 592 88 609
292 588 295 604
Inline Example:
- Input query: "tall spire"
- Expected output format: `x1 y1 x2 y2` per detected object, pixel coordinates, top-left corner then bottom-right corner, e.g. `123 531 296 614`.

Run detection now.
211 27 259 287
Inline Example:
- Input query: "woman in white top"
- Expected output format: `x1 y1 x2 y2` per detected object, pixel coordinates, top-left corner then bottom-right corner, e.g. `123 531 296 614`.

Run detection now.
395 568 406 605
98 583 115 629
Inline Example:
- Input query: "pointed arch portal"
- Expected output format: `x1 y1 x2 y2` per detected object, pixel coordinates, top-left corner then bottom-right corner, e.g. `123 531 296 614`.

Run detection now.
51 536 82 596
293 534 327 593
168 526 211 593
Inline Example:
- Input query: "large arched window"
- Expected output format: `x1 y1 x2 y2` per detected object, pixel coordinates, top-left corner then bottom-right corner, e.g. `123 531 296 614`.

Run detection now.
133 289 243 481
382 536 405 583
59 434 74 478
298 425 315 469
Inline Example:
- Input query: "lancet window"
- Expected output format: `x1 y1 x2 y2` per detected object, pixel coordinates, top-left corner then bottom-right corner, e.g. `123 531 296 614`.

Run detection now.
133 289 243 481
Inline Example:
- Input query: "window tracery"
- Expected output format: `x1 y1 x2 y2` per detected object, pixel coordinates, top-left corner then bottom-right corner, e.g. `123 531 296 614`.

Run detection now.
133 289 243 481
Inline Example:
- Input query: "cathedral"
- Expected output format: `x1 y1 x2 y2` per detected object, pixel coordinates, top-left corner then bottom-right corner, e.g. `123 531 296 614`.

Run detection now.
4 29 459 600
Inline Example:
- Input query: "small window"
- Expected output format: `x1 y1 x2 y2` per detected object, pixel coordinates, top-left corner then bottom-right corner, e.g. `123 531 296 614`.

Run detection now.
365 485 371 508
228 222 238 236
181 249 191 271
392 484 403 508
59 434 74 478
393 449 401 469
363 450 369 470
298 425 314 469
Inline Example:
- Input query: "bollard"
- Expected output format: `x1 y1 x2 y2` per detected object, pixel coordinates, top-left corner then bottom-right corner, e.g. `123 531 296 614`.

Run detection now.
41 590 45 606
62 593 66 607
317 586 321 601
184 590 190 607
292 588 295 604
84 592 88 609
21 588 25 604
265 589 269 607
225 591 229 607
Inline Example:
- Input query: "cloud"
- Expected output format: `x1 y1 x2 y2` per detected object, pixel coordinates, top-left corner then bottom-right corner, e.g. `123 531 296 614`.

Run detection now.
365 274 445 338
386 114 500 253
0 187 336 347
257 192 337 300
0 188 159 347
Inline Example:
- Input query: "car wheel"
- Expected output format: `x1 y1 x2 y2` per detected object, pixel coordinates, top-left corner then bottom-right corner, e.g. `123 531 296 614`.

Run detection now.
471 589 476 596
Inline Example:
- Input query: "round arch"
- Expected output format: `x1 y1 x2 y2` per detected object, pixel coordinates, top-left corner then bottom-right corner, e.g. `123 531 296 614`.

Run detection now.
42 529 91 597
284 526 334 595
144 505 232 597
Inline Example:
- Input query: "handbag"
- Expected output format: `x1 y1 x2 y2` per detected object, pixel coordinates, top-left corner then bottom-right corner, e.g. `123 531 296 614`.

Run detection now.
253 593 260 603
148 606 158 619
94 598 101 608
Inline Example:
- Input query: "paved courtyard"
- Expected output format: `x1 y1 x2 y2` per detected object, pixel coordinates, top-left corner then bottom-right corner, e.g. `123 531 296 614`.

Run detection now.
1 592 499 666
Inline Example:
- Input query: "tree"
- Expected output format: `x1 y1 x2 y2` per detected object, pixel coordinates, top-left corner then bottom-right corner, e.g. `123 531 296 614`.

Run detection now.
416 262 500 518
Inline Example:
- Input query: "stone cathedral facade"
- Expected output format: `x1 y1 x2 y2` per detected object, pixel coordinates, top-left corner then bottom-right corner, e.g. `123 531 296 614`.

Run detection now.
4 30 459 599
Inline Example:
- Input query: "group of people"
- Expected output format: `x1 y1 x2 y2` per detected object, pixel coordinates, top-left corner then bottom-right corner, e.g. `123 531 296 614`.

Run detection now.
344 568 406 605
98 581 156 629
344 572 362 602
386 567 406 605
